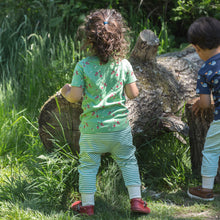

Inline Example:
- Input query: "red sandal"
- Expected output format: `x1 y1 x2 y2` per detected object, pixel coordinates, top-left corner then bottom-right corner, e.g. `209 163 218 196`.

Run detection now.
71 200 94 216
130 198 150 214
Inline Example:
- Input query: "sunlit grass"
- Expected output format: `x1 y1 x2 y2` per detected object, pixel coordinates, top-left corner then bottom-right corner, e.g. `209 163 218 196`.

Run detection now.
0 165 219 219
0 201 78 220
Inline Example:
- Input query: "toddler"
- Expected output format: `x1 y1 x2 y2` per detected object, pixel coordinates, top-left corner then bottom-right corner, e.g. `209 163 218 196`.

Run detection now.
187 16 220 201
61 9 150 215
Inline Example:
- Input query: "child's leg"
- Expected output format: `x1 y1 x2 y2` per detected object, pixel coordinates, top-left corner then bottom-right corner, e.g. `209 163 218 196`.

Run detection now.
78 152 101 195
78 151 100 206
81 193 95 206
201 121 220 189
202 176 215 190
79 134 102 206
127 185 141 199
71 150 99 215
187 121 220 201
110 127 150 214
110 127 141 196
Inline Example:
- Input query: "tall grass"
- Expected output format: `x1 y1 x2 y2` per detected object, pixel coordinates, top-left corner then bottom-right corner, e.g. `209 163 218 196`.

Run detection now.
0 12 85 111
0 10 82 214
136 132 191 191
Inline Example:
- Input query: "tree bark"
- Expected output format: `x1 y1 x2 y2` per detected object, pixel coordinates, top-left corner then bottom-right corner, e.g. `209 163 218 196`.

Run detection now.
130 29 159 63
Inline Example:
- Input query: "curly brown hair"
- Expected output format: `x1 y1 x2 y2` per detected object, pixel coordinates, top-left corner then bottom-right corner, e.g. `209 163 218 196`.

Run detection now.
84 9 129 63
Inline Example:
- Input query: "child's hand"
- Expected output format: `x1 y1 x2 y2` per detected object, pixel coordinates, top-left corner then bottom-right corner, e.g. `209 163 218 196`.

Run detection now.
192 98 201 116
60 84 83 103
61 84 71 98
192 94 211 117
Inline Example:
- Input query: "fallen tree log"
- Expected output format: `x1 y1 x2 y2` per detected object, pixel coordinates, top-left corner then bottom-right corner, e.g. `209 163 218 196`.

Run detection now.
127 30 201 141
38 29 202 153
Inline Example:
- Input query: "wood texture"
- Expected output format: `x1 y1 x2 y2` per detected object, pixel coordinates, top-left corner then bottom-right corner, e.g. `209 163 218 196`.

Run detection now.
38 92 82 153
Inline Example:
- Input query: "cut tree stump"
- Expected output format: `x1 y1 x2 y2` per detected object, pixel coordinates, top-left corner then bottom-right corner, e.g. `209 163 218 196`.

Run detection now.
185 98 220 183
38 92 82 153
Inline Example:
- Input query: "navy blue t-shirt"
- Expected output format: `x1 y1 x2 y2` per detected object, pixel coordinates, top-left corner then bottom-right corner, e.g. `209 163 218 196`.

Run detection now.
196 53 220 120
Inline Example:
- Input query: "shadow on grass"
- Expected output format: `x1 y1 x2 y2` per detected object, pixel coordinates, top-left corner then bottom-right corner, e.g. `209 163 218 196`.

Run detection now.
149 187 220 205
77 196 152 220
146 187 220 219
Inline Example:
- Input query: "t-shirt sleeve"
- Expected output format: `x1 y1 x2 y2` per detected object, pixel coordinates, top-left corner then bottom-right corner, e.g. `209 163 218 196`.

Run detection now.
124 59 137 84
71 62 85 88
196 73 211 95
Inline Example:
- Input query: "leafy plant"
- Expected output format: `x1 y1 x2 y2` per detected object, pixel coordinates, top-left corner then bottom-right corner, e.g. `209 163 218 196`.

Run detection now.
169 0 220 43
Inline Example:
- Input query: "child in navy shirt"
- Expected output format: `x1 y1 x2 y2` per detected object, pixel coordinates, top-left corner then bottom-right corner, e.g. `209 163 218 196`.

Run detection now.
187 17 220 201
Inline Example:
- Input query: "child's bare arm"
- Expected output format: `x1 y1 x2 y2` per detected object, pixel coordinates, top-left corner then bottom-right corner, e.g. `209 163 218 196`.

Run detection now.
192 94 211 115
124 82 139 99
61 84 83 103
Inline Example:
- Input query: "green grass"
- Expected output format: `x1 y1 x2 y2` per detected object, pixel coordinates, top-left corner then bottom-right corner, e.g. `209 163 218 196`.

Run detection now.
0 134 219 219
0 160 219 219
136 133 192 191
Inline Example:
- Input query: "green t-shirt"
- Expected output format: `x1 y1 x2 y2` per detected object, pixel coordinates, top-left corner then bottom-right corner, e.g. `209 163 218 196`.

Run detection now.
71 56 137 133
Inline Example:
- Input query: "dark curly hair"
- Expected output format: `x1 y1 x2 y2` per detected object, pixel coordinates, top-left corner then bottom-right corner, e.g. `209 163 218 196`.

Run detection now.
83 9 129 63
187 17 220 50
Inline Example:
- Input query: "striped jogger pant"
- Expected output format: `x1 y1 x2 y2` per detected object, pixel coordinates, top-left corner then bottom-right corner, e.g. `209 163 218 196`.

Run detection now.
78 126 141 193
201 120 220 177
